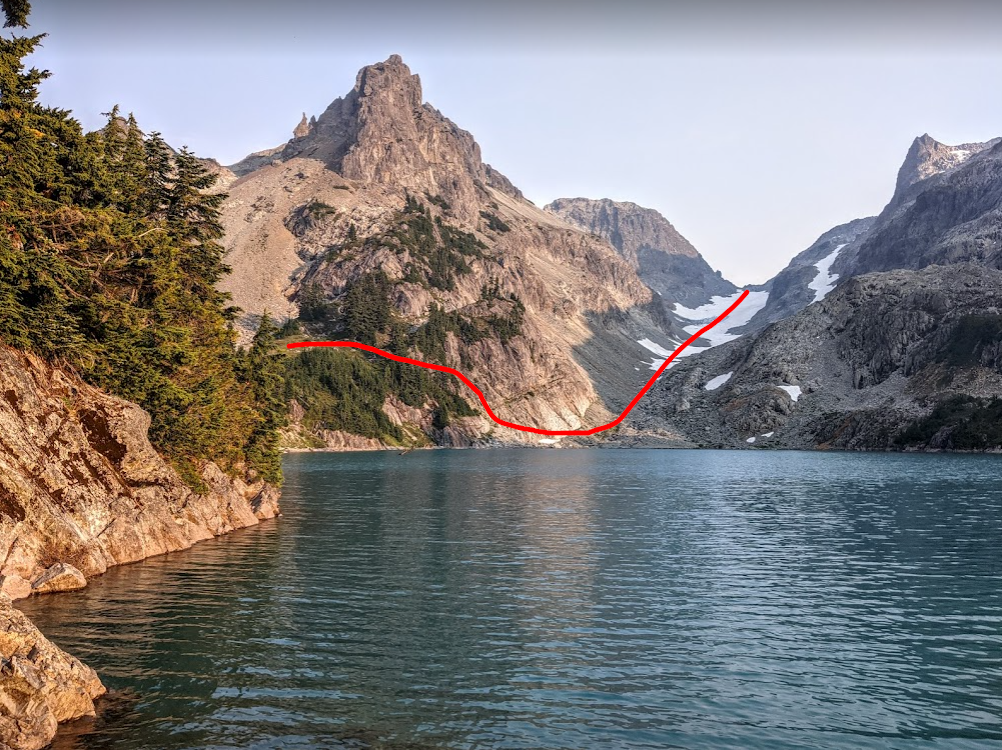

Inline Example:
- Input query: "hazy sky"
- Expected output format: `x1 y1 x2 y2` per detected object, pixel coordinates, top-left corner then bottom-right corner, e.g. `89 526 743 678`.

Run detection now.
19 0 1002 285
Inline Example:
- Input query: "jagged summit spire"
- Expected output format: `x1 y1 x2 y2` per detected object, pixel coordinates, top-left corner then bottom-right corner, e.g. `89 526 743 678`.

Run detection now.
293 113 310 139
228 54 524 217
352 54 422 111
894 133 996 198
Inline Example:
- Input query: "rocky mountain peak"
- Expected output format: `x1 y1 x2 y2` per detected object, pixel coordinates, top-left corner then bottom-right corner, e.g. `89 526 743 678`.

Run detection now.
894 133 997 197
240 54 508 221
545 198 699 264
293 112 311 139
353 54 423 111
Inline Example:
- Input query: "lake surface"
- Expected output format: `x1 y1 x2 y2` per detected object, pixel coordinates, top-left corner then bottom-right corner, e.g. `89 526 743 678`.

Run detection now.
19 450 1002 749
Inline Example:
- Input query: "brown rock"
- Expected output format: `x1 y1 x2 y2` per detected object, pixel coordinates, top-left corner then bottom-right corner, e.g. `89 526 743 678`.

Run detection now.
218 56 686 444
0 343 281 746
30 564 86 595
0 594 106 750
0 576 31 601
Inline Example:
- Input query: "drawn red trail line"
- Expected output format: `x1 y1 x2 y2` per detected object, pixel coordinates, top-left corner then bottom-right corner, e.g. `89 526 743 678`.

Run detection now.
287 289 750 437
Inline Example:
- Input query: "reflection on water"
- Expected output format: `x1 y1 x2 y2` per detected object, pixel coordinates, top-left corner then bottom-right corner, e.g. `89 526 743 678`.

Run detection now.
18 449 1002 749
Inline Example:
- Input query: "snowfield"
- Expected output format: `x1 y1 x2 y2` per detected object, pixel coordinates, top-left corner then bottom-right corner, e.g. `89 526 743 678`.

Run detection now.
637 289 770 371
808 243 846 302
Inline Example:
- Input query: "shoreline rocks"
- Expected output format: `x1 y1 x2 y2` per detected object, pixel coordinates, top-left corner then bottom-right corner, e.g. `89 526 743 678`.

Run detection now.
0 594 105 750
0 344 281 749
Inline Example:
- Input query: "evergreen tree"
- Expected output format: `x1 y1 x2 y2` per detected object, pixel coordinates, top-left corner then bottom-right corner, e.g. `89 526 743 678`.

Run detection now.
242 313 287 483
0 18 283 487
2 0 29 28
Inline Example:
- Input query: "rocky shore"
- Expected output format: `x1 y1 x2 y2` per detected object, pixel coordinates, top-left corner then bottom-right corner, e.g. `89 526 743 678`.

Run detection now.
0 345 280 749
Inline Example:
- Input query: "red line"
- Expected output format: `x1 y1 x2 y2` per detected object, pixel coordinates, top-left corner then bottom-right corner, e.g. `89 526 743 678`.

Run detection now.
287 290 749 436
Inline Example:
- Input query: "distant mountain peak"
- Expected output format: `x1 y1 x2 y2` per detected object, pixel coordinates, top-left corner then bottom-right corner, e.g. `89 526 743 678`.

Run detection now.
545 197 737 306
895 133 998 196
353 54 422 109
228 54 524 219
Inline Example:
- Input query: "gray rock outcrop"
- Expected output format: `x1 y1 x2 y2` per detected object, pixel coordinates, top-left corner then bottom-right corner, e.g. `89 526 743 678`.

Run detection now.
544 197 737 306
624 265 1002 450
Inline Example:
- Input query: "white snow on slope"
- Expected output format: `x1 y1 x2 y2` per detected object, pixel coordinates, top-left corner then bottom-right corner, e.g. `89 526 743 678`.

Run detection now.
675 290 770 347
637 338 677 358
808 243 846 302
637 289 770 371
777 385 802 402
762 431 774 438
746 437 756 444
704 372 733 391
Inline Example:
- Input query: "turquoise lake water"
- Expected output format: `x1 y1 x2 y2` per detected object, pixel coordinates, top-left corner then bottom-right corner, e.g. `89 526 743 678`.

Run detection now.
18 449 1002 749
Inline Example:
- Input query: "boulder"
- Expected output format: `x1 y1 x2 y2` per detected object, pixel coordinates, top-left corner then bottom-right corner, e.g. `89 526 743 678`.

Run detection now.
31 564 87 596
0 594 105 750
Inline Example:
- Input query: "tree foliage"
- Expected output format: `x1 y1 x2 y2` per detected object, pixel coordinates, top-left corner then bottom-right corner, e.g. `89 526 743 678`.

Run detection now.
2 0 29 28
0 30 283 483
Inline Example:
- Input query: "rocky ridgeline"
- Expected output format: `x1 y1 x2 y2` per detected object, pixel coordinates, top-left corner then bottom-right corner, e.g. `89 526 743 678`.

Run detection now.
0 345 280 749
626 128 1002 451
218 55 683 446
841 137 1002 276
623 265 1002 450
544 197 737 306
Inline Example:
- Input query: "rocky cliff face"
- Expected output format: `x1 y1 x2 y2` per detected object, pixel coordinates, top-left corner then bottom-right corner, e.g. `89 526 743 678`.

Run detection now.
218 56 682 445
622 265 1002 451
626 130 1002 451
742 217 876 331
544 198 736 307
842 137 1002 276
892 133 1000 202
0 344 280 749
738 134 1001 335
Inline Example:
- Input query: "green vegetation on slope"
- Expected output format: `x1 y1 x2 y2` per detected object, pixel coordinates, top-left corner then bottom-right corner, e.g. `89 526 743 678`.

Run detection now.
283 199 526 442
284 348 476 442
0 22 284 483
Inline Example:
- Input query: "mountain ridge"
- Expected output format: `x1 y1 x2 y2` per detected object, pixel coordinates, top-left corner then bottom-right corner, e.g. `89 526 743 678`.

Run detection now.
216 55 684 446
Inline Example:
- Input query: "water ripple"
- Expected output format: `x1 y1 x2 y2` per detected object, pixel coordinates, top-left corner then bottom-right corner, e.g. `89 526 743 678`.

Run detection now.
17 450 1002 749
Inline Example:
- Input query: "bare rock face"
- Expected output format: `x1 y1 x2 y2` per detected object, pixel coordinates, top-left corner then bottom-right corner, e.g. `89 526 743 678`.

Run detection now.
544 197 736 306
257 55 495 225
0 594 106 750
0 344 280 596
625 265 1002 451
843 138 1002 276
893 133 1000 197
545 197 701 265
30 564 86 596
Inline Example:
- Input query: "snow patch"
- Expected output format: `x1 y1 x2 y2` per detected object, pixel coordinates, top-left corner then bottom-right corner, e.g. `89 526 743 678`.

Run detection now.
808 243 845 302
638 338 677 358
746 437 756 444
762 431 774 438
637 289 770 371
539 438 558 445
777 385 802 402
675 290 770 347
704 372 733 391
